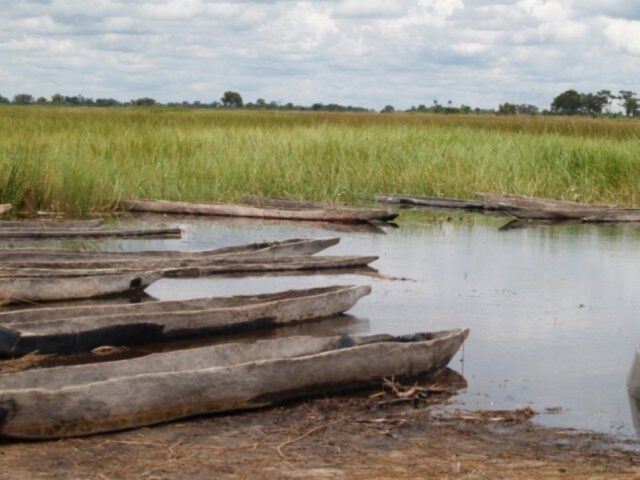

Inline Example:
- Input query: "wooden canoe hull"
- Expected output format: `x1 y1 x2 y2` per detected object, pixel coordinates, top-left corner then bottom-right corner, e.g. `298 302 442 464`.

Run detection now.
476 193 640 222
0 256 378 279
122 199 398 224
0 329 468 439
0 227 182 239
0 220 104 229
376 195 489 211
0 272 163 304
0 285 372 357
0 238 340 268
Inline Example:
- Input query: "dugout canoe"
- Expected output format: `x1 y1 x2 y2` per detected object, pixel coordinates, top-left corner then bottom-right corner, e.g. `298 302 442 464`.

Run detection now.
0 237 339 265
0 204 11 215
122 199 398 224
0 255 378 279
0 220 104 229
0 227 182 239
0 271 162 304
476 193 640 222
376 194 490 211
0 328 469 439
0 285 371 357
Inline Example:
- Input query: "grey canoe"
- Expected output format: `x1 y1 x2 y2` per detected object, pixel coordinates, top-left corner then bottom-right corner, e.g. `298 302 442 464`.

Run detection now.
0 220 104 229
0 285 372 357
0 237 340 266
0 328 468 439
0 255 378 279
375 194 490 211
0 271 163 304
122 199 398 224
0 255 376 303
476 193 640 222
0 227 182 239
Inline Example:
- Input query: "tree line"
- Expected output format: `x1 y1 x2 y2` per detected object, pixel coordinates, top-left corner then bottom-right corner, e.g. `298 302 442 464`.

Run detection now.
0 89 638 117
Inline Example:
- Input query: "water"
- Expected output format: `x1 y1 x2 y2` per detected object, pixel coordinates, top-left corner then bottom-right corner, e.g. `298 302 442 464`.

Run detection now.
10 211 640 437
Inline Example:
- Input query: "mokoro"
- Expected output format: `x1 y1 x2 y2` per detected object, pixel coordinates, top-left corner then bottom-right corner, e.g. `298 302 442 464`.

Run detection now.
0 227 182 239
0 237 339 264
375 194 489 211
243 195 337 209
0 271 162 304
476 193 640 222
0 285 371 357
0 256 378 278
0 204 11 215
0 220 104 229
0 329 468 439
122 199 398 224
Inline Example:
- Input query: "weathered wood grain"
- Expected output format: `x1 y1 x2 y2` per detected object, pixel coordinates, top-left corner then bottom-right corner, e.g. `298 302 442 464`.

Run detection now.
0 329 469 439
0 237 339 266
0 227 182 239
0 271 162 304
0 285 371 357
122 199 398 224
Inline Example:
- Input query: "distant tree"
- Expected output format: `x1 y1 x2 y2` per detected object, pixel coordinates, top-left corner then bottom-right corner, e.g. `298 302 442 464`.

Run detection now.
0 94 9 104
95 98 119 107
619 90 639 117
582 92 610 116
381 105 395 113
51 93 65 105
519 104 539 115
36 97 48 104
13 94 34 105
221 91 243 108
132 97 156 106
498 103 518 115
596 89 615 114
551 90 583 115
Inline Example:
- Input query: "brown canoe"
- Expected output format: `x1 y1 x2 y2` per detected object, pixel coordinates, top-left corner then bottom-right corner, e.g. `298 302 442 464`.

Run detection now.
122 199 397 224
0 329 468 439
0 271 162 304
0 220 104 229
0 237 339 265
0 285 371 357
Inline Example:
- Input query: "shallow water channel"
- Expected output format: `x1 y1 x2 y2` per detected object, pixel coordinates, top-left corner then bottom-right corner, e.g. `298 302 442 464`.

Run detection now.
7 209 640 438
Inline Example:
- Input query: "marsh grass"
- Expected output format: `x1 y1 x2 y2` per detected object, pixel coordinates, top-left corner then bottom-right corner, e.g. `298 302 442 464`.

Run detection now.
1 106 639 214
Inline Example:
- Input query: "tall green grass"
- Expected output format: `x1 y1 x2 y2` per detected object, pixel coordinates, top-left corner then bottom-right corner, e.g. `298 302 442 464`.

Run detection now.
1 106 639 214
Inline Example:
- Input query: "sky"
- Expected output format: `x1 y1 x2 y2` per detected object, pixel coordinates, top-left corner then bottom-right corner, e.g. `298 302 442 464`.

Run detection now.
1 0 639 109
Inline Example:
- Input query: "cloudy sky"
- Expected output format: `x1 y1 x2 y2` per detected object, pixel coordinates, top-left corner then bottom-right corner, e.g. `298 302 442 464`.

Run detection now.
1 0 639 109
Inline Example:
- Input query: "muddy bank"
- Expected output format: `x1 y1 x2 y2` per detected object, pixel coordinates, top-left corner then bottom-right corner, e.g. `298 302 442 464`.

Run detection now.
1 376 639 479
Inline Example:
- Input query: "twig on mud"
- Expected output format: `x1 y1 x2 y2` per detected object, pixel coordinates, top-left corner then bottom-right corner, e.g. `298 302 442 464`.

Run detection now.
276 423 332 459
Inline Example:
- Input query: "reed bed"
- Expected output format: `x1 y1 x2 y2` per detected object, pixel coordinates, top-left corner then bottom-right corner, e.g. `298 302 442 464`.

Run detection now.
1 106 639 214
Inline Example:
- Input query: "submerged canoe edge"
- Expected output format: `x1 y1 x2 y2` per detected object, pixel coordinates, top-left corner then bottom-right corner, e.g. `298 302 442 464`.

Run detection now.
0 329 468 440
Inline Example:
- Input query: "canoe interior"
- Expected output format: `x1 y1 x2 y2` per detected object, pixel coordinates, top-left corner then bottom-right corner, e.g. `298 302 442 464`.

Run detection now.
0 329 468 439
0 329 468 392
0 285 371 357
122 199 398 224
0 285 361 325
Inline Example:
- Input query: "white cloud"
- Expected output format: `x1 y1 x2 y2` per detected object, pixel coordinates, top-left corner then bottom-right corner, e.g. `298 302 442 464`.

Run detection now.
604 18 640 55
0 0 638 108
